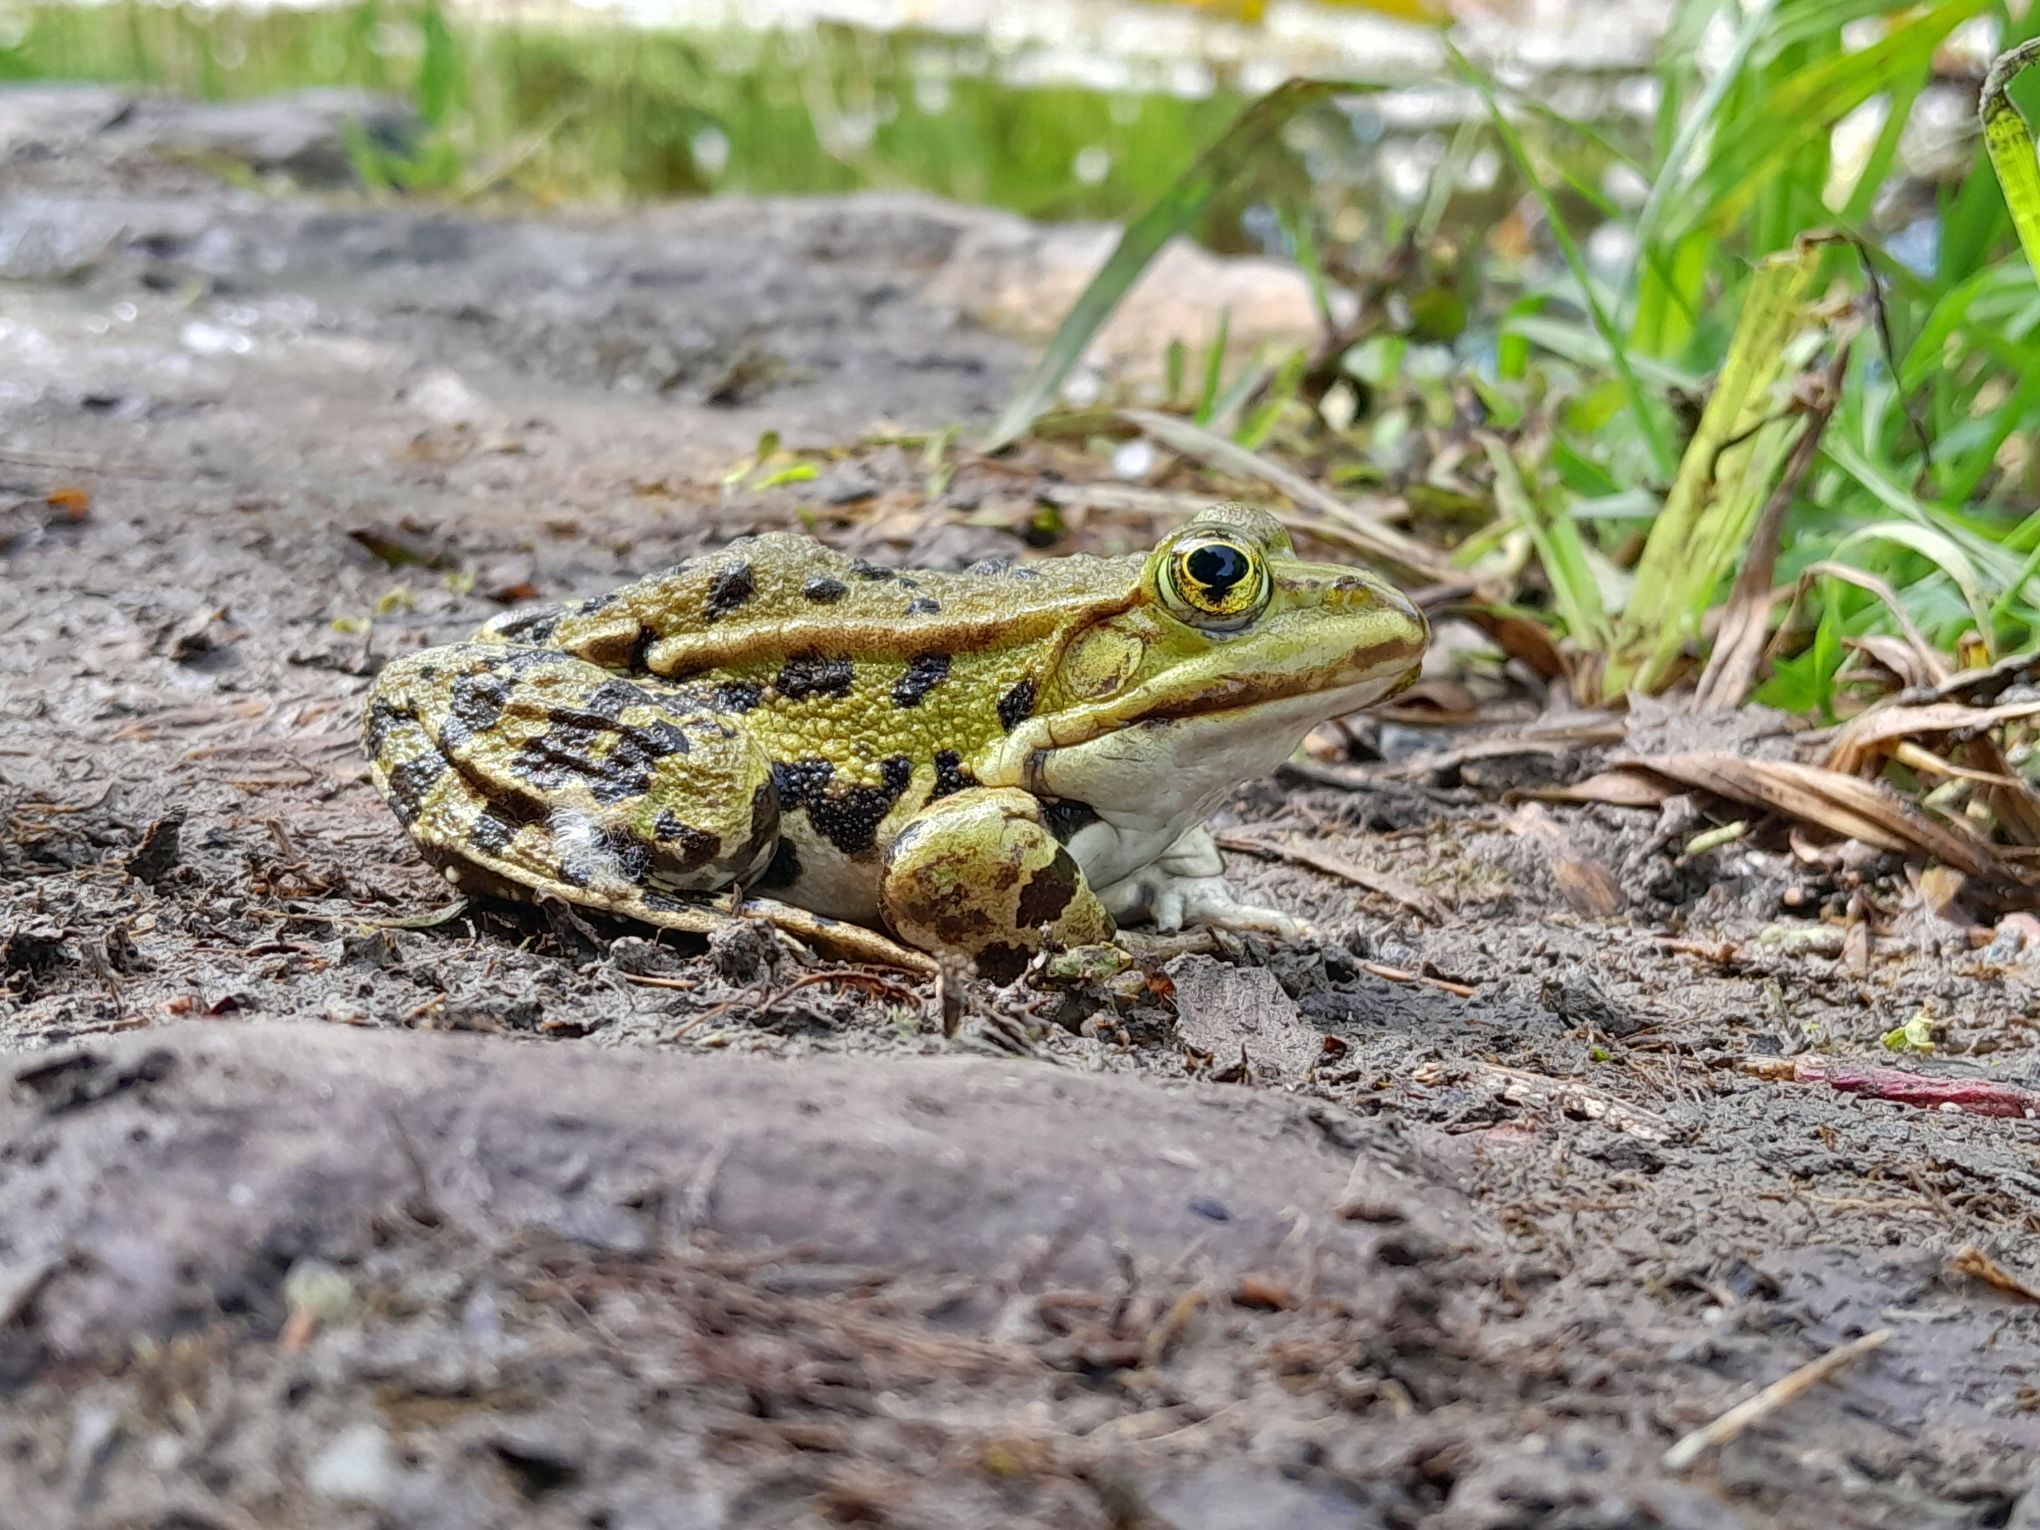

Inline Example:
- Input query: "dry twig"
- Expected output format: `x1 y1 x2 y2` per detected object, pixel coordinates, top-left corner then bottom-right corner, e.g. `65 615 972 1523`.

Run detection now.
1662 1328 1892 1472
1410 1060 1668 1140
1216 830 1446 923
1948 1244 2040 1303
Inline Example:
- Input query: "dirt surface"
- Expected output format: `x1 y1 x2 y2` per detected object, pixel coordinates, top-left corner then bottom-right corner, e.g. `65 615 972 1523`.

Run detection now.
6 90 2040 1529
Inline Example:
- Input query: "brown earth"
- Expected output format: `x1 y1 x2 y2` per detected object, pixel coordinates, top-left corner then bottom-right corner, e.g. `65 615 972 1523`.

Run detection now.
4 89 2040 1530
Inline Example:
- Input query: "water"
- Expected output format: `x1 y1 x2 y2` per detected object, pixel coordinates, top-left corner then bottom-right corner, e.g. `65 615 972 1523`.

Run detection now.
2 0 1667 231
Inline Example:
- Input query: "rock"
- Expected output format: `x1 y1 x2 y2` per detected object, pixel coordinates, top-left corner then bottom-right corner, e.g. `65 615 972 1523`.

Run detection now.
400 366 503 430
0 85 133 160
0 85 417 187
113 90 419 184
1168 956 1324 1084
0 1023 1462 1370
925 210 1330 381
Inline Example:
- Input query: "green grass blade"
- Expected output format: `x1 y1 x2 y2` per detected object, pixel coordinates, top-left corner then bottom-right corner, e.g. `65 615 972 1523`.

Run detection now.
979 79 1341 453
1193 310 1233 425
1662 0 1989 243
1452 43 1675 479
1503 315 1707 392
1832 522 1997 650
1605 240 1821 697
1631 0 1768 259
1483 436 1612 654
1982 38 2040 285
1822 435 2033 601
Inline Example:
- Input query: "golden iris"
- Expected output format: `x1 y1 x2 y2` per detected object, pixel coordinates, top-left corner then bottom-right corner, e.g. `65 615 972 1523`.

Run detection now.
1160 535 1269 630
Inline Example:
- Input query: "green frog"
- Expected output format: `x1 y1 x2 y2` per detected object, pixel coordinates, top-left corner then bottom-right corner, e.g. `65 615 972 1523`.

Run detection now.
363 504 1427 978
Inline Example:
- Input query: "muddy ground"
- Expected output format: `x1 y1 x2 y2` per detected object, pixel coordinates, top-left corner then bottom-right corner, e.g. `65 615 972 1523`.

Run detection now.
5 89 2040 1530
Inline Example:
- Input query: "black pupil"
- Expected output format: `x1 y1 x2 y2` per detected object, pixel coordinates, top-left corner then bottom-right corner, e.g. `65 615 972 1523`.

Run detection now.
1186 542 1250 594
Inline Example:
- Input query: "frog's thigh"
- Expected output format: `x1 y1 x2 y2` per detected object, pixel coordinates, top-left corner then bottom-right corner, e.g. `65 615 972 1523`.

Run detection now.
879 787 1114 981
365 644 778 900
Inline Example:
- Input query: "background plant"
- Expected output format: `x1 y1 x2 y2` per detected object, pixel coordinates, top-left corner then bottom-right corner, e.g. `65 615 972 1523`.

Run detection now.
995 0 2040 720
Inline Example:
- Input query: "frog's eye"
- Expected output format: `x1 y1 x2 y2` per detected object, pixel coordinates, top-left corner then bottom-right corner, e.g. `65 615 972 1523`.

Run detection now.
1159 534 1271 631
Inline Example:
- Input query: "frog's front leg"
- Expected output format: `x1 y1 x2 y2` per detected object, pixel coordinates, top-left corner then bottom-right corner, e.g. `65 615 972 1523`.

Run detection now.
1093 825 1314 940
879 788 1115 983
364 644 781 907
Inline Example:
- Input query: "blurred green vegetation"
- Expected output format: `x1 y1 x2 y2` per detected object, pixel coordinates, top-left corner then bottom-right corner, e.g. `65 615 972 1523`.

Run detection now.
1002 0 2040 727
0 2 1252 231
12 0 2040 738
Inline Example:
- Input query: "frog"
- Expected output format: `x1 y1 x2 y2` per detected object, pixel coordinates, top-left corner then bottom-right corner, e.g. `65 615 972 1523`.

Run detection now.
362 503 1428 979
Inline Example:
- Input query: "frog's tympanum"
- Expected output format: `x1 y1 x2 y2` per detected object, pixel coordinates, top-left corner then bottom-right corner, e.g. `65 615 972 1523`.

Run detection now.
363 505 1428 978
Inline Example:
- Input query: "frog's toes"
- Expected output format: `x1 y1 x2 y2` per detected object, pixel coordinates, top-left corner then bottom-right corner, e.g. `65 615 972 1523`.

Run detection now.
1100 870 1313 941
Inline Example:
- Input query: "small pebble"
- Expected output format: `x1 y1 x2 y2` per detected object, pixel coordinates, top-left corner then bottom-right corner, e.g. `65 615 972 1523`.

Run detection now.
308 1422 398 1507
1188 1194 1231 1222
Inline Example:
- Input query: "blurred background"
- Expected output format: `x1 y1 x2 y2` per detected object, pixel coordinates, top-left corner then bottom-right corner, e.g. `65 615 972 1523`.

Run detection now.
0 0 1677 245
8 0 2040 716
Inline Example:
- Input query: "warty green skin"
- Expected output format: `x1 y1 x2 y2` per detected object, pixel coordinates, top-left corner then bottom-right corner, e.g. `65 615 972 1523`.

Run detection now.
362 505 1429 977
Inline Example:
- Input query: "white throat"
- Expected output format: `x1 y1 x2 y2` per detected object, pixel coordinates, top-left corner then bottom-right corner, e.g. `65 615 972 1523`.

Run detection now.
1042 680 1384 890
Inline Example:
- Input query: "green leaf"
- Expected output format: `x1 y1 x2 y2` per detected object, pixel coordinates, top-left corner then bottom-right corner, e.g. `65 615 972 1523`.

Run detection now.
1483 436 1612 652
1662 0 1989 243
1194 309 1233 425
1982 37 2040 286
1831 521 1996 651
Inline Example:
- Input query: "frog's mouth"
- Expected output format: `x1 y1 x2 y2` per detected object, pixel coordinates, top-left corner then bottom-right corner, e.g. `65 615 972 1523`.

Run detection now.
1052 606 1424 739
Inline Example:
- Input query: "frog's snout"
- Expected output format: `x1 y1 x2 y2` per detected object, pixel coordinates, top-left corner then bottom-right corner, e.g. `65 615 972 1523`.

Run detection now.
1325 573 1427 640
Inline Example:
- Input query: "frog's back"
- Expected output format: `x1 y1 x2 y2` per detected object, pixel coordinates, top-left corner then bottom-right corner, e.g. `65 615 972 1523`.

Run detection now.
479 532 1141 675
472 532 1144 790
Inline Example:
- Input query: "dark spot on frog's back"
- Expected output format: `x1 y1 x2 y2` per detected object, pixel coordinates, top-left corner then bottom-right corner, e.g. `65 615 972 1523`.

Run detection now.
772 757 836 807
793 754 912 858
363 697 405 758
491 644 573 677
703 562 756 622
652 811 722 873
489 608 563 645
777 652 856 701
930 749 977 800
381 754 447 826
715 680 763 714
449 671 517 729
470 809 518 855
892 653 951 708
582 678 647 721
998 677 1037 732
802 576 848 604
905 596 941 617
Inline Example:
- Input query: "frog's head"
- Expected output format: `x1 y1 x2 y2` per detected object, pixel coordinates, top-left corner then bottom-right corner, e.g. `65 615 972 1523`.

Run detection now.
987 504 1428 850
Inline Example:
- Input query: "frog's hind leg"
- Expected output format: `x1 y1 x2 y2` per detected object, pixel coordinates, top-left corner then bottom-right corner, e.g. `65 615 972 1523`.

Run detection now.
364 643 780 908
880 787 1115 983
